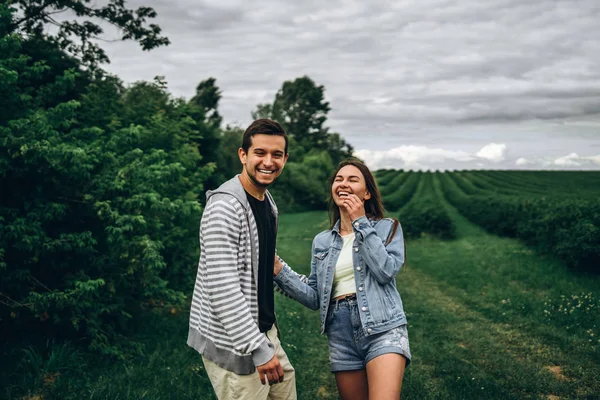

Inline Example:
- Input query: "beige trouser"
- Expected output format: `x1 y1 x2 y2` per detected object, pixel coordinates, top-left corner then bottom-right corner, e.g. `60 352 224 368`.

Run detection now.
202 324 297 400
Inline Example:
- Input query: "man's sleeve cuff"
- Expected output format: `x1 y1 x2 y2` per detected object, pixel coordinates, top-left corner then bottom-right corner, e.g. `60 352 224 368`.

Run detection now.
252 339 275 366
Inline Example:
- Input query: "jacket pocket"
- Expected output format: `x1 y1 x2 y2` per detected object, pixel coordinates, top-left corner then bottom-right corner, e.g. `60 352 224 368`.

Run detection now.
313 249 329 264
314 249 329 260
380 288 402 321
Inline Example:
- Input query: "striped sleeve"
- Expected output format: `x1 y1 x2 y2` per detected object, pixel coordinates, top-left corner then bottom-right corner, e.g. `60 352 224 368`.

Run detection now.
202 197 272 362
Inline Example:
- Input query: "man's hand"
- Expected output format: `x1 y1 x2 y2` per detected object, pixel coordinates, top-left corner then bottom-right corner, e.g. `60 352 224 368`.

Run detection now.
274 254 283 276
257 354 284 385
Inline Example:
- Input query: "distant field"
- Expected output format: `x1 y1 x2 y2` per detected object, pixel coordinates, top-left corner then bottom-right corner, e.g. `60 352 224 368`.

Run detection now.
377 170 600 273
4 171 599 399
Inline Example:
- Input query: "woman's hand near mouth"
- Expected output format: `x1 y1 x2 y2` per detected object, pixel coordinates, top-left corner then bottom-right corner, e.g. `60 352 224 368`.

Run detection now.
341 193 366 222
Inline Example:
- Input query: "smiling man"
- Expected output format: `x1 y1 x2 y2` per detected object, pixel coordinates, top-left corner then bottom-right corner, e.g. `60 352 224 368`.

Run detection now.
187 119 297 400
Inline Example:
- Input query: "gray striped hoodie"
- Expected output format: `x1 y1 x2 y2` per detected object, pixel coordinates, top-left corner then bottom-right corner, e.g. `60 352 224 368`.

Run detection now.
187 175 278 374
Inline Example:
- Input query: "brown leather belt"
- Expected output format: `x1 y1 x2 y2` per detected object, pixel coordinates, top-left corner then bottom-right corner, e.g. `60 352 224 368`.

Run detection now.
331 293 357 304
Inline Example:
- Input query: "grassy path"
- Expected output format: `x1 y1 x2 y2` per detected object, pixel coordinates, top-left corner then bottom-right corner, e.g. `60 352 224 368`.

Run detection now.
13 206 597 399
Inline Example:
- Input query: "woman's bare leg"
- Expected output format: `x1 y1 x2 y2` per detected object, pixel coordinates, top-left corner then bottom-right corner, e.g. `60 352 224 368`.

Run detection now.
366 354 406 399
335 369 369 400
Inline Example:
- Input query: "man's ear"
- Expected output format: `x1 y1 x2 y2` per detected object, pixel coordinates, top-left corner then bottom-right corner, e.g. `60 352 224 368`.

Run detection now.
238 148 247 165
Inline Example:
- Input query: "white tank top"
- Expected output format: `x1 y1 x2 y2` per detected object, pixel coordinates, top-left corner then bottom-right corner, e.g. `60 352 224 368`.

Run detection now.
333 233 357 298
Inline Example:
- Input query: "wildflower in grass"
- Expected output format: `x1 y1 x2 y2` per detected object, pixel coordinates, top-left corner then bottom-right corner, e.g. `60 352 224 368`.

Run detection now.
191 365 202 373
543 292 599 335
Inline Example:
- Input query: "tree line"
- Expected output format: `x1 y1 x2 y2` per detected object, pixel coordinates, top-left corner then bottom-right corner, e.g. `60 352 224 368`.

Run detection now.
0 1 354 356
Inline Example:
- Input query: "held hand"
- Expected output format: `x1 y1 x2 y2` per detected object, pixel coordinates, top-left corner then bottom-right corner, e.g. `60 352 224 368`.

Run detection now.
257 354 284 385
342 194 366 222
274 254 283 276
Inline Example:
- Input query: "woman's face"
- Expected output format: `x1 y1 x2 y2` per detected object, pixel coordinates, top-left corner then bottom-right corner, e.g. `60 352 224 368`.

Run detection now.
331 165 371 207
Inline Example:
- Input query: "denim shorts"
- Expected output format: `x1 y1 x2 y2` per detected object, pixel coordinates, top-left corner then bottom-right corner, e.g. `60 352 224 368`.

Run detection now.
325 296 411 372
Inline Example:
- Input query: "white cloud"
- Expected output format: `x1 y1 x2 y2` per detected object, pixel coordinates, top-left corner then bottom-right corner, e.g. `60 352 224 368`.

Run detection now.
476 143 507 162
356 145 475 170
553 153 600 167
585 155 600 165
515 157 533 166
358 144 600 171
554 153 582 166
510 153 600 169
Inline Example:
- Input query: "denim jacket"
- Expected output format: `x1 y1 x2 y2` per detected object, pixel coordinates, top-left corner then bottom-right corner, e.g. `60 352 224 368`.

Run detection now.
275 215 406 336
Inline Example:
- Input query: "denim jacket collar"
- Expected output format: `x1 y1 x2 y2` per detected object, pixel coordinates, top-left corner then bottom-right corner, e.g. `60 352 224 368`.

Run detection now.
331 216 376 236
331 219 341 235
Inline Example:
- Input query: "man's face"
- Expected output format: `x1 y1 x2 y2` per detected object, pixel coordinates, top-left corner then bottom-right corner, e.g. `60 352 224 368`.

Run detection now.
239 134 288 188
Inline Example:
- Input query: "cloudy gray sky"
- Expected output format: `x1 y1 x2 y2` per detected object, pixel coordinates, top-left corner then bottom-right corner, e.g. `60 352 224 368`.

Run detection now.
99 0 600 170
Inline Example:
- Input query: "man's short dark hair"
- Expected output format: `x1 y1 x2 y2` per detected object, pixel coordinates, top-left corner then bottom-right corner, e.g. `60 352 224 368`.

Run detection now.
241 119 288 154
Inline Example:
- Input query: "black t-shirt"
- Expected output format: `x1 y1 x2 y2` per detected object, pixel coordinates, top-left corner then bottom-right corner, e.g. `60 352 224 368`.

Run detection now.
245 191 277 332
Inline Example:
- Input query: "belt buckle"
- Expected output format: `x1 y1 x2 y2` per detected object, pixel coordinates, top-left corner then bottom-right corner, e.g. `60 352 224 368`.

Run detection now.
331 293 357 308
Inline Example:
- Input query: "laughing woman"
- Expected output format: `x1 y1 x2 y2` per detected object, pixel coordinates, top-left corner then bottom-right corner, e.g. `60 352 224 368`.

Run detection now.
274 158 411 400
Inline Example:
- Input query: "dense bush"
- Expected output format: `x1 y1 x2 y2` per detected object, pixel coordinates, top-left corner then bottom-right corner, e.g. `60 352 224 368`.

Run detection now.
0 25 215 355
379 170 411 197
398 173 456 240
399 197 456 240
383 171 420 211
459 172 524 196
473 170 600 199
374 168 402 190
519 198 600 270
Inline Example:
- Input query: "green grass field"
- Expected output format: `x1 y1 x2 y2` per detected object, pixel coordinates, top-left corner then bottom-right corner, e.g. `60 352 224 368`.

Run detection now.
5 173 600 400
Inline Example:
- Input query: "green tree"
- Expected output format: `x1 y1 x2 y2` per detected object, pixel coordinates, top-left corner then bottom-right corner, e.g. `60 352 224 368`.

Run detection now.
326 131 354 165
216 125 244 180
121 76 172 126
187 77 225 191
8 0 169 68
76 72 124 129
273 76 330 154
251 103 273 120
191 77 223 129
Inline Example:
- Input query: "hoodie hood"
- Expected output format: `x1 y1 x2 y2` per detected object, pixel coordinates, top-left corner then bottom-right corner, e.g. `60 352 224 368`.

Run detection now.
206 175 248 206
206 174 278 214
